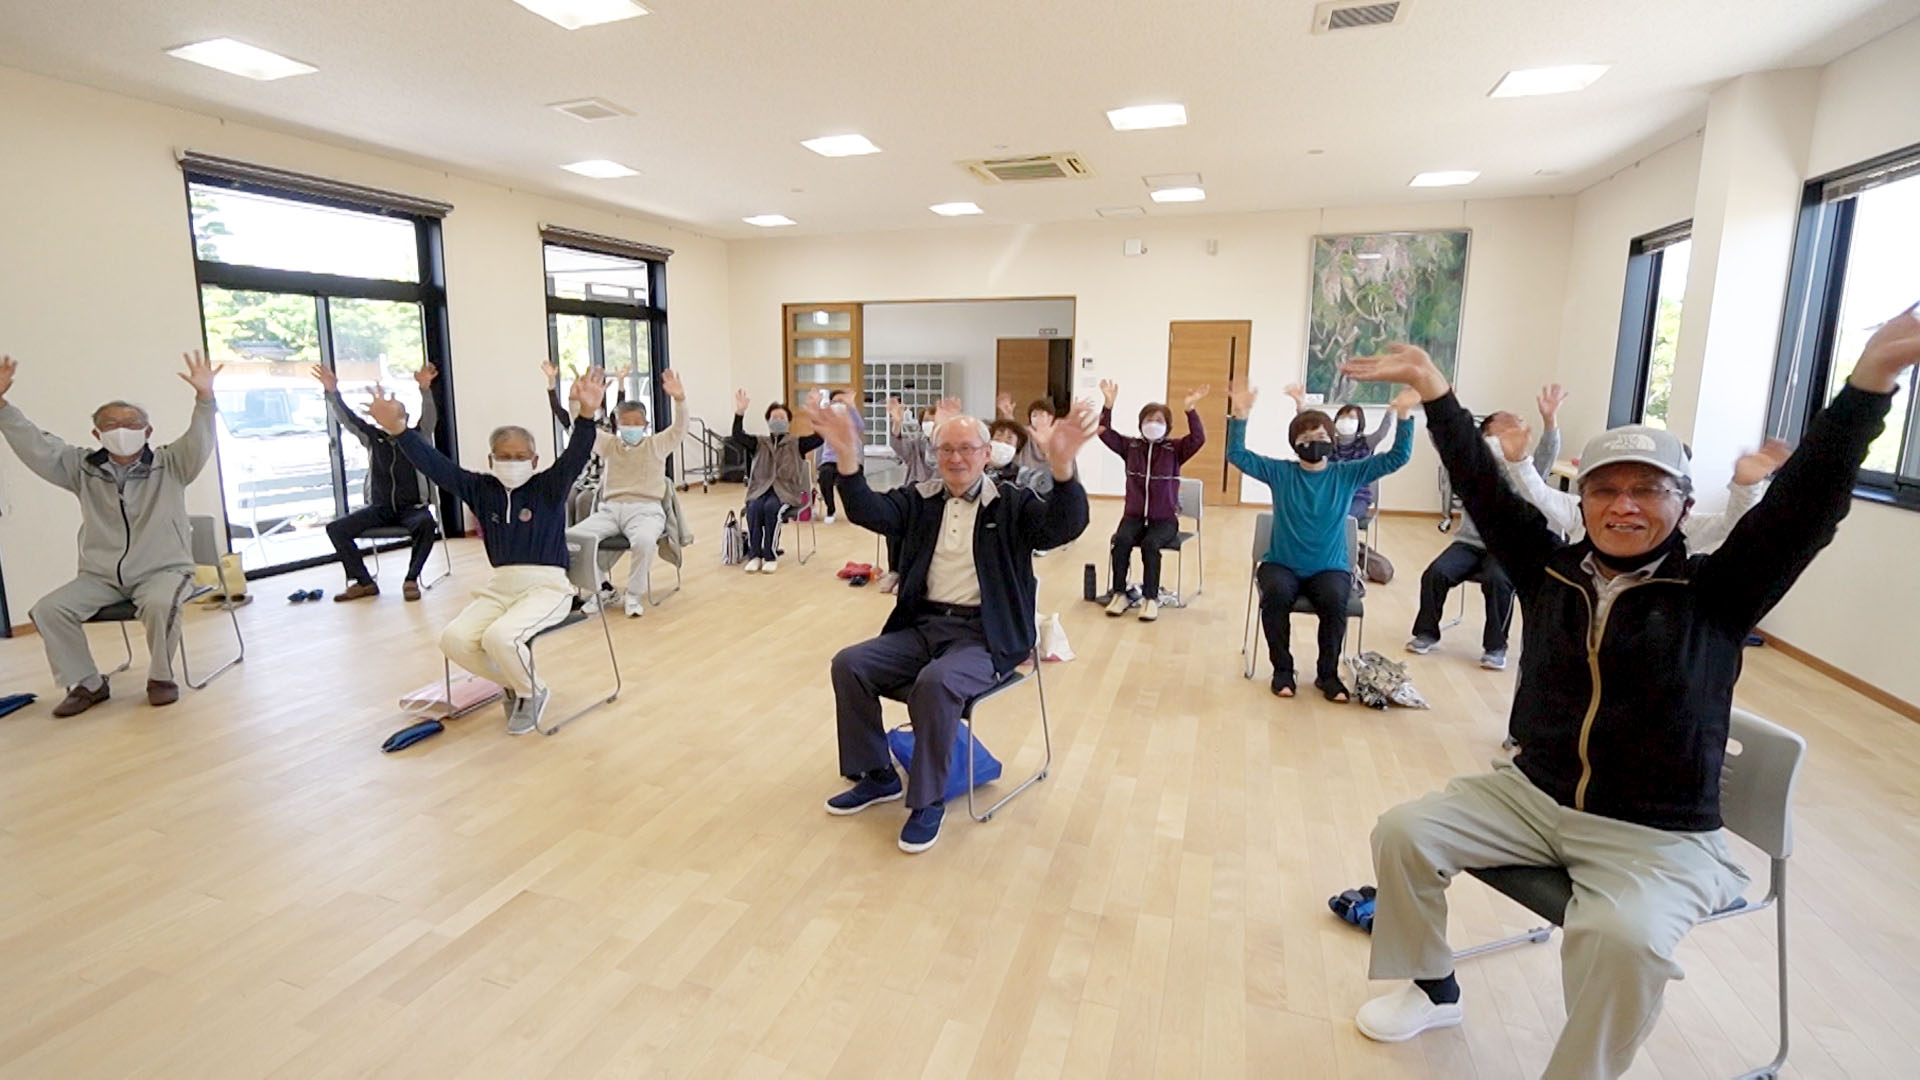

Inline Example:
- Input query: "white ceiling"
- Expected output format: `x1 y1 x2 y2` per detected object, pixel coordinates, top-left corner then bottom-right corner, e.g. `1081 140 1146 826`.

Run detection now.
3 0 1917 239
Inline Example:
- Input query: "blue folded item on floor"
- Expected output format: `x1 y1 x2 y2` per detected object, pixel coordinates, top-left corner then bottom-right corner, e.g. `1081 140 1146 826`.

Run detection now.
382 718 445 753
0 693 37 719
887 722 1002 802
1329 885 1377 932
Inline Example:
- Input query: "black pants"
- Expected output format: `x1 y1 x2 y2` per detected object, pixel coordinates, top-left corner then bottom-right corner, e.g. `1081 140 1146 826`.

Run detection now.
1110 516 1178 596
1256 563 1351 685
885 533 903 574
831 613 1000 809
745 490 788 560
818 463 842 516
1411 541 1514 651
326 505 436 585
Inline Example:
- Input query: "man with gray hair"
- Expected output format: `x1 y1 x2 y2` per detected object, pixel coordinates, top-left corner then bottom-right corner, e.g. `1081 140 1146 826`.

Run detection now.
0 351 221 717
369 369 606 735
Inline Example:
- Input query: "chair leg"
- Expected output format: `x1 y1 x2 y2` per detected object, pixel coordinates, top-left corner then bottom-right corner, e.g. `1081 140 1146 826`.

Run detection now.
1732 858 1791 1080
966 658 1051 823
1451 924 1557 962
535 605 623 736
1242 573 1259 680
178 590 245 690
416 533 452 590
645 558 682 607
106 621 135 676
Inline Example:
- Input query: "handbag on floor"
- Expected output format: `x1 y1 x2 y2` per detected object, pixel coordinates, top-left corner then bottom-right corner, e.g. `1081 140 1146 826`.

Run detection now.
1357 543 1394 585
720 511 746 565
887 723 1003 802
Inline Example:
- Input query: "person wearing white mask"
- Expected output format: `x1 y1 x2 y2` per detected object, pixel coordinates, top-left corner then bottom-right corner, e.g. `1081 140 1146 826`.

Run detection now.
564 369 687 617
1096 381 1209 621
0 351 220 717
987 420 1055 493
371 368 607 735
729 391 824 573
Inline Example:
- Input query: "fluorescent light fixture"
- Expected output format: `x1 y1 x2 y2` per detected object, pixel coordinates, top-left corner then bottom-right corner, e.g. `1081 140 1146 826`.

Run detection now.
1149 186 1206 203
801 134 882 157
1106 103 1188 131
929 202 983 216
1096 206 1146 219
1409 170 1479 187
560 159 638 178
1489 64 1610 98
510 0 649 30
743 214 796 227
165 38 316 81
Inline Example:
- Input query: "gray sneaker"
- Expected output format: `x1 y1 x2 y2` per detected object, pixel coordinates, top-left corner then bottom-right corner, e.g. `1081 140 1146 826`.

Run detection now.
1405 636 1439 655
1479 649 1509 671
507 687 549 735
499 686 518 722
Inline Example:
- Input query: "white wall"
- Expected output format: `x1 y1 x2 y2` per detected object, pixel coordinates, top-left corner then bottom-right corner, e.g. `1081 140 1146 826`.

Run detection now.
0 65 732 632
862 299 1076 421
728 198 1576 506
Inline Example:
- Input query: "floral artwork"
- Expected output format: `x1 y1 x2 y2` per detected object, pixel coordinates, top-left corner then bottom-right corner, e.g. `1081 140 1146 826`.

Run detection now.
1305 230 1470 405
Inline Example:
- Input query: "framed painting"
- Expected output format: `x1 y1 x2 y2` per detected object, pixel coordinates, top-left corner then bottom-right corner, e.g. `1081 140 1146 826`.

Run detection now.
1304 230 1470 405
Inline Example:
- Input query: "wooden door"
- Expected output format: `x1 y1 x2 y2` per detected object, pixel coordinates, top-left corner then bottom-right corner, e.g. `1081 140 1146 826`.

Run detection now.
996 338 1051 417
1167 320 1251 506
783 303 861 436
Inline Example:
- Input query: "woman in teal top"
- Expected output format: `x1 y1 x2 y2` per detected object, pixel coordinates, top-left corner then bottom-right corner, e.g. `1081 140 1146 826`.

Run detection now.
1227 380 1420 701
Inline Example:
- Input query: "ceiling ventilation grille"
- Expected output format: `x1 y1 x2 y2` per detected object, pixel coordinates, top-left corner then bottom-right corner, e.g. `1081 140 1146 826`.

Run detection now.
549 97 634 122
964 152 1093 184
1312 1 1409 33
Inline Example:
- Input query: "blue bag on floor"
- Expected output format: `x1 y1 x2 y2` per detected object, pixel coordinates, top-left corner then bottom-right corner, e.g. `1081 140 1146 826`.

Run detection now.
887 723 1002 803
0 693 37 719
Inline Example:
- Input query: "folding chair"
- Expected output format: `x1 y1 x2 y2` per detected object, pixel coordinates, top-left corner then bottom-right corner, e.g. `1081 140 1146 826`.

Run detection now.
1103 477 1204 605
1240 512 1365 679
1451 708 1803 1080
589 534 682 606
358 474 453 590
568 481 682 607
87 515 245 689
960 649 1050 822
774 450 820 566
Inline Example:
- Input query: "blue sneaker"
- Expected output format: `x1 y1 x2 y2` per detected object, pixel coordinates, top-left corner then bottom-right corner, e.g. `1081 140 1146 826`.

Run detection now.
825 772 904 815
898 803 945 853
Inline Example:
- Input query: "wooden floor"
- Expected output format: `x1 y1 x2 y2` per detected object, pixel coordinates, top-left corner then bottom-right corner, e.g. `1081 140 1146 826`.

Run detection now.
2 489 1918 1079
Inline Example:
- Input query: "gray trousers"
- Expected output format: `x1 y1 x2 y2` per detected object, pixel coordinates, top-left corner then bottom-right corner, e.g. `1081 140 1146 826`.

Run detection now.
831 613 999 809
1368 762 1748 1080
31 570 192 688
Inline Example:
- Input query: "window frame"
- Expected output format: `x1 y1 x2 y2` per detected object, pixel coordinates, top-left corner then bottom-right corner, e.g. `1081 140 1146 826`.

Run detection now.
1608 221 1691 428
1767 140 1920 512
540 239 671 453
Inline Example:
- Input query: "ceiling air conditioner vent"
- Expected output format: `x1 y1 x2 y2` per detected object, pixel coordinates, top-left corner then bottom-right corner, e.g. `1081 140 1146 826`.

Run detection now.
1312 0 1409 33
549 97 634 122
964 152 1093 184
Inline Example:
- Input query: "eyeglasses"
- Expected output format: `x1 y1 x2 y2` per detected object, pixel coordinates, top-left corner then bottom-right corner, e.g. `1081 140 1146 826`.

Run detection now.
1581 483 1681 503
934 443 987 457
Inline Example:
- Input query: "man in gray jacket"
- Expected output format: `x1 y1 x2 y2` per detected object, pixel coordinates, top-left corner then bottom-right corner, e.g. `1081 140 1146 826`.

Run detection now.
0 351 221 716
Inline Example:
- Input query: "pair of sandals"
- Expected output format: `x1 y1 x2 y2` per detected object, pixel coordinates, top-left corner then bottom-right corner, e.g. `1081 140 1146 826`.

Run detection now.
1270 673 1352 703
286 588 325 603
1329 886 1377 932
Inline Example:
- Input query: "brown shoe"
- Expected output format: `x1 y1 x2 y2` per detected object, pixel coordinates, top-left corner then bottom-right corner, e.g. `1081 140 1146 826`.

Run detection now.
147 680 181 707
403 580 421 601
334 582 380 602
52 681 110 718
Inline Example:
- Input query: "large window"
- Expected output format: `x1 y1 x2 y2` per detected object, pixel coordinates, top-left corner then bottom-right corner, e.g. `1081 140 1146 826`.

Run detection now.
1770 144 1920 509
1610 223 1691 429
540 233 670 450
184 156 455 573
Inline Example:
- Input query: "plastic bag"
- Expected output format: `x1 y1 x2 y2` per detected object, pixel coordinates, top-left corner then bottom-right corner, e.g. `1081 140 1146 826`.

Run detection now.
1038 612 1074 662
1345 650 1430 710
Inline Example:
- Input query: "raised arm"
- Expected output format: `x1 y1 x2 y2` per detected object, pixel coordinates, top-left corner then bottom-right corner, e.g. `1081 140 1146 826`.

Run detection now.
0 357 84 490
1530 424 1561 477
374 388 478 503
1364 408 1395 450
1682 439 1784 552
413 363 439 440
1174 385 1210 462
1017 399 1097 547
1504 450 1583 540
1097 407 1129 455
159 351 220 483
1351 412 1416 485
1223 381 1281 485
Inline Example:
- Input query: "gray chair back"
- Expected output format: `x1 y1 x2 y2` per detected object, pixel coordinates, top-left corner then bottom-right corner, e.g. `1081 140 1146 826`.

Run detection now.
1251 512 1272 561
189 515 220 566
1177 477 1204 523
1721 708 1806 860
563 539 601 595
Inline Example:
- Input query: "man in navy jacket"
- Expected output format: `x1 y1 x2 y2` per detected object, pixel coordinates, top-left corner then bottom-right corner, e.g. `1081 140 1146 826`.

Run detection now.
804 396 1097 854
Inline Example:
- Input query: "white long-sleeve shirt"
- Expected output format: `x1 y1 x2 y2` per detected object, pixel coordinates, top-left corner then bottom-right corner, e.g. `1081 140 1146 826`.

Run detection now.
1505 451 1767 554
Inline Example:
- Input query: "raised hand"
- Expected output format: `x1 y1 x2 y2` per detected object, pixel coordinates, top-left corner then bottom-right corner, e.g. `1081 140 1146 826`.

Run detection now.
932 396 963 429
573 367 609 416
886 396 904 423
1183 384 1211 410
1227 380 1259 418
1390 385 1423 421
1098 379 1119 408
611 362 633 382
179 350 222 401
1536 383 1568 429
1733 438 1792 486
1040 399 1100 473
1849 304 1920 393
414 362 439 389
541 360 559 391
1341 343 1448 400
0 355 15 404
368 385 408 434
734 388 750 415
1493 416 1532 463
996 391 1016 420
1282 383 1306 407
799 397 861 465
661 369 685 401
309 364 338 393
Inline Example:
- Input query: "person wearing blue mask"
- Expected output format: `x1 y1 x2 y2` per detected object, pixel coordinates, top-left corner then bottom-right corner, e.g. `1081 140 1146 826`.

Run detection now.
565 369 686 618
730 389 824 574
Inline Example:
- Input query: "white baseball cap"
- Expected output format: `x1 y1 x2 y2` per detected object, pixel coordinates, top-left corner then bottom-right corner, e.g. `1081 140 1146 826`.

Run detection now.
1574 425 1690 483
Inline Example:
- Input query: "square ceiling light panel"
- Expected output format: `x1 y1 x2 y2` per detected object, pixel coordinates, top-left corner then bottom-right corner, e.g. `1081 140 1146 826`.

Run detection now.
166 38 316 80
561 159 639 178
929 202 984 216
802 134 882 157
511 0 649 30
1106 103 1188 131
1489 64 1609 98
1408 170 1479 187
743 214 797 227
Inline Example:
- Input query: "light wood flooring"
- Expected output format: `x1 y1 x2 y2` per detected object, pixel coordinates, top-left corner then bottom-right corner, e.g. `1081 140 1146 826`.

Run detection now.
3 489 1918 1079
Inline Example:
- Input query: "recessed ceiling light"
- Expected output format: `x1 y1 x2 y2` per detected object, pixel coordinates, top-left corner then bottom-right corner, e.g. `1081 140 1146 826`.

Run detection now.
510 0 649 30
801 134 882 157
1096 206 1147 219
1106 103 1188 131
1489 64 1610 98
561 159 638 178
1149 187 1206 203
1143 172 1202 189
929 202 983 216
165 38 316 81
743 214 796 227
1409 170 1480 188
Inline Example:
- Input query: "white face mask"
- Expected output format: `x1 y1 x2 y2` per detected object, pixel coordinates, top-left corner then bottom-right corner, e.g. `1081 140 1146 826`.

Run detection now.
1335 417 1360 437
988 441 1017 467
99 428 149 457
1140 421 1168 441
618 425 649 445
491 459 535 489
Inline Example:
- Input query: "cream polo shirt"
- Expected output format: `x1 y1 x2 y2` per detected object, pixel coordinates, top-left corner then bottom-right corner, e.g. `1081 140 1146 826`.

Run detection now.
923 477 997 607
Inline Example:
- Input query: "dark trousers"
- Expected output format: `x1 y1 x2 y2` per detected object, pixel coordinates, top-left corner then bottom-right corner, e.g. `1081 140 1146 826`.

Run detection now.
326 505 436 585
1256 563 1352 685
745 490 787 560
818 463 842 516
885 533 903 573
1110 515 1178 596
1411 541 1515 651
832 613 1000 809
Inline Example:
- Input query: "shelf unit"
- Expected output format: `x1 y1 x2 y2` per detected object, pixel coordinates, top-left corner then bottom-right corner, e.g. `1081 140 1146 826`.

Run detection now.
861 359 949 451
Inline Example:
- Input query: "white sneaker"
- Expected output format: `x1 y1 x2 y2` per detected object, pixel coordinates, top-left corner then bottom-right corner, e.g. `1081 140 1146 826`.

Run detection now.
625 600 644 618
825 513 836 525
761 559 778 575
745 558 763 573
1355 983 1463 1043
1138 599 1160 622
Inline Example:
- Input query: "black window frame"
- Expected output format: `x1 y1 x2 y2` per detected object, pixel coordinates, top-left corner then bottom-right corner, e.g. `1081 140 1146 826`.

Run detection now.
540 235 671 453
1609 221 1691 428
184 170 464 576
1767 140 1920 512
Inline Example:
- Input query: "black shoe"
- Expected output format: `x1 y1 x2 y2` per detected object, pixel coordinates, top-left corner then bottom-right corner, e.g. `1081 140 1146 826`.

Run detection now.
1316 676 1351 703
1270 672 1296 698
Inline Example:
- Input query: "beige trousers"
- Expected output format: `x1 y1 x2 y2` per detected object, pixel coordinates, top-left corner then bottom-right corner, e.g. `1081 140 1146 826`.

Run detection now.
438 565 573 697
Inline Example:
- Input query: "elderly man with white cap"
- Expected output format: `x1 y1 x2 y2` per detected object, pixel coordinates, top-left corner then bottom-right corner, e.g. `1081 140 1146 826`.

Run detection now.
1335 306 1920 1080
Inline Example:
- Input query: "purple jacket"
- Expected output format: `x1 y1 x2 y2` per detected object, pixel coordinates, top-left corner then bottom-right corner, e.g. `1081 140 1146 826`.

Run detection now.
1099 407 1205 522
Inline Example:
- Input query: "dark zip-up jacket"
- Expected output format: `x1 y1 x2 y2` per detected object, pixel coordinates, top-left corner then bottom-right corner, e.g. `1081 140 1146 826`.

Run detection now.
326 389 436 510
396 416 596 570
1427 385 1891 831
1099 407 1205 522
839 467 1090 675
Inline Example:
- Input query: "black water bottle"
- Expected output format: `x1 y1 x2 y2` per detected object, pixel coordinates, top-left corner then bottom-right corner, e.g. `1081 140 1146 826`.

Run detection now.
1083 563 1096 601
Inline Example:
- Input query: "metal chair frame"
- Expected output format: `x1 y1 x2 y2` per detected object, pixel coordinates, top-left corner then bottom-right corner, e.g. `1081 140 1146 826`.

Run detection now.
91 516 244 689
961 651 1051 823
358 474 453 590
